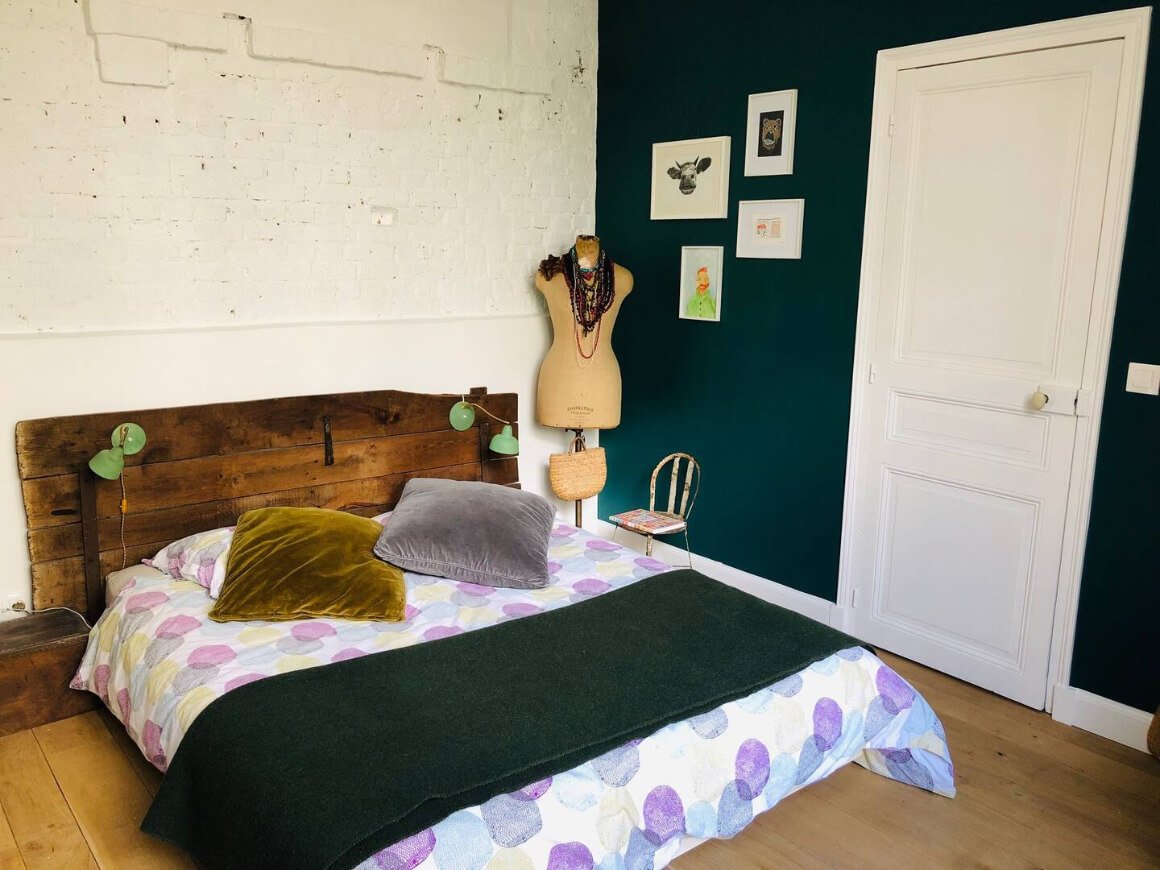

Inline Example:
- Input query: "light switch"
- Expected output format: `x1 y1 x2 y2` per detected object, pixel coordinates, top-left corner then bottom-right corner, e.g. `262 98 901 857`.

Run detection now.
1125 362 1160 396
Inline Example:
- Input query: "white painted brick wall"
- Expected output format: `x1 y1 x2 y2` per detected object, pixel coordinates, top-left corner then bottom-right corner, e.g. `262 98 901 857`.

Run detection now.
0 0 597 333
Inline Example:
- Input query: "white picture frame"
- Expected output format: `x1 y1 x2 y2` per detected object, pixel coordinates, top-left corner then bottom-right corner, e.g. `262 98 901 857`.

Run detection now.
744 89 797 176
651 136 731 220
677 246 724 322
736 199 805 259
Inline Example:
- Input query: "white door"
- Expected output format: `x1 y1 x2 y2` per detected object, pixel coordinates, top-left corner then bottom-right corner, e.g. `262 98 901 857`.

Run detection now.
848 39 1123 708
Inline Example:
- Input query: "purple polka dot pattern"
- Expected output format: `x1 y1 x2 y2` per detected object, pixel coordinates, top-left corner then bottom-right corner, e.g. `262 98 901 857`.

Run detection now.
642 786 684 845
422 626 463 641
813 698 844 751
292 622 337 641
634 556 669 572
187 644 235 669
73 523 955 869
514 778 553 801
224 673 264 692
126 591 169 612
93 665 111 703
142 720 166 769
734 739 770 800
876 667 915 714
373 827 435 870
156 614 201 638
456 582 494 597
547 842 594 870
117 688 131 721
573 578 611 596
503 603 543 618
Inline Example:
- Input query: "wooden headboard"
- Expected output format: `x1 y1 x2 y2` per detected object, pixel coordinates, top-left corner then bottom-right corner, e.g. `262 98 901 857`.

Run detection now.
16 388 518 620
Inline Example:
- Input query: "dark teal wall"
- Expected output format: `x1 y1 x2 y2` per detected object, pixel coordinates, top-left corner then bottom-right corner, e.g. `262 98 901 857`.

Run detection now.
596 1 1158 712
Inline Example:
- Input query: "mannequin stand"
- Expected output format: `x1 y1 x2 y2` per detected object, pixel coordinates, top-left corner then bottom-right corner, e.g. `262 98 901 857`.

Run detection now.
568 428 585 528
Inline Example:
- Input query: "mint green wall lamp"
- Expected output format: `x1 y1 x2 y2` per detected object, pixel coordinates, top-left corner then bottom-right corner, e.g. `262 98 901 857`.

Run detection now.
448 398 519 455
89 422 147 480
88 422 147 572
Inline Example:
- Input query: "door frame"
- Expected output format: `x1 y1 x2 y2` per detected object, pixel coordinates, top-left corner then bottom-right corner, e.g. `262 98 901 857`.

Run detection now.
837 8 1151 713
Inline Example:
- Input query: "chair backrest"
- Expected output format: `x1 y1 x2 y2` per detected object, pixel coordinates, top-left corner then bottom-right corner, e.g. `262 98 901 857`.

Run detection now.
648 452 701 520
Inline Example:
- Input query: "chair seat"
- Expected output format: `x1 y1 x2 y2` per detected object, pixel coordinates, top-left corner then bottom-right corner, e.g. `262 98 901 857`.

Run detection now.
613 509 687 536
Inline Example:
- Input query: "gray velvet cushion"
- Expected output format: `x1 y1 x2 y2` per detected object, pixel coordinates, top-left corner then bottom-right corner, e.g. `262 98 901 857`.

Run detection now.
373 478 555 588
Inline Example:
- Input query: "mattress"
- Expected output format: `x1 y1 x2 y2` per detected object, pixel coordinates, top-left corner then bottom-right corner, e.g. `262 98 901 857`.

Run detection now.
73 523 955 869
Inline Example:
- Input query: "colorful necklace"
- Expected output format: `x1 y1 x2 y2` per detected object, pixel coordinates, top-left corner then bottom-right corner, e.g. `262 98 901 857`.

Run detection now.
563 245 616 336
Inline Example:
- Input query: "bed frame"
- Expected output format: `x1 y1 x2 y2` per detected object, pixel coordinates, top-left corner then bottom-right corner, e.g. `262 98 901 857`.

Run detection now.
16 388 518 622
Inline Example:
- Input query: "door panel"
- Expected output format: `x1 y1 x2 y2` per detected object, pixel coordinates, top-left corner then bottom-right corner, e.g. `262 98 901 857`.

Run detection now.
896 71 1099 376
876 469 1037 664
851 39 1122 708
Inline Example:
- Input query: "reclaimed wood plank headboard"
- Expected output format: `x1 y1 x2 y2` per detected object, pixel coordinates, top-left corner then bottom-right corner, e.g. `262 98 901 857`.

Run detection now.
16 388 518 620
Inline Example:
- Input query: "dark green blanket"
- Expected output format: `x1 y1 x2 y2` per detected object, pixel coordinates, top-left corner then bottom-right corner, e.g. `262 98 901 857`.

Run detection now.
142 570 863 869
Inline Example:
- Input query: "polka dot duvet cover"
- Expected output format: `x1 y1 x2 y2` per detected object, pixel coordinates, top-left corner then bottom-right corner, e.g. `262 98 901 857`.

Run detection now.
73 523 955 869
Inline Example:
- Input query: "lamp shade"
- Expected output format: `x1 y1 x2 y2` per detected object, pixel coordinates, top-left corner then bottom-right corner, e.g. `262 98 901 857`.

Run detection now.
488 424 519 456
449 401 476 431
114 422 147 455
89 446 125 480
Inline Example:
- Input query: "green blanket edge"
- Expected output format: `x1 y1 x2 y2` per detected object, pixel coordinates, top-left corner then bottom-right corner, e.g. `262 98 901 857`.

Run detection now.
141 569 866 869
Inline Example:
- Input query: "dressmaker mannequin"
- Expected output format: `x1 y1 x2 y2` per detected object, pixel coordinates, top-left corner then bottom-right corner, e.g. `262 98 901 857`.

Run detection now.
535 235 634 429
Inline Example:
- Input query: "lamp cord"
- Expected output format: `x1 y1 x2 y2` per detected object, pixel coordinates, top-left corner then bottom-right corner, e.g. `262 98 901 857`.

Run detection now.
119 475 127 570
460 397 512 426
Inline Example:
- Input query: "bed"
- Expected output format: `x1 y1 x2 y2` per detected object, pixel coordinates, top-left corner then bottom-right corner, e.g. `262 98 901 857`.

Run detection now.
16 388 954 869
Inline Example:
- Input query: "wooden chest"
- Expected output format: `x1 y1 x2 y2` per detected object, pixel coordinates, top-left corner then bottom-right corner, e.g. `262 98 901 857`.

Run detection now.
0 610 96 737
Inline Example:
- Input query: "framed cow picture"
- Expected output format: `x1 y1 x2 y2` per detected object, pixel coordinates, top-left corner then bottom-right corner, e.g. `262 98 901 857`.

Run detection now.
650 136 731 220
744 89 797 176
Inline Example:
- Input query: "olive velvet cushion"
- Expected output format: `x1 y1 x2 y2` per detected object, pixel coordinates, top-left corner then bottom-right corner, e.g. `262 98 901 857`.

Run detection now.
373 478 555 588
209 507 406 623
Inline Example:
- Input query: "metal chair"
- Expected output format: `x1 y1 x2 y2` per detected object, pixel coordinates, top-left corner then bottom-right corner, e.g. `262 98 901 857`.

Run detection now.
613 452 700 567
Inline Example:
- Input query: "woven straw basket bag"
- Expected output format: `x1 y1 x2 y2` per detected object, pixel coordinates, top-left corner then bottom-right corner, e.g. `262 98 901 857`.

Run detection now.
549 435 607 501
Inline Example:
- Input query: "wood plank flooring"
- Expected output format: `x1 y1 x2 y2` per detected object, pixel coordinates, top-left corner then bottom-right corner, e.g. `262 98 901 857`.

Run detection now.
0 652 1156 869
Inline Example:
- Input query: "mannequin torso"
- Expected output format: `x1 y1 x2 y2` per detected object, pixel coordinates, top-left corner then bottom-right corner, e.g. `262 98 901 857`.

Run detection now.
535 237 634 429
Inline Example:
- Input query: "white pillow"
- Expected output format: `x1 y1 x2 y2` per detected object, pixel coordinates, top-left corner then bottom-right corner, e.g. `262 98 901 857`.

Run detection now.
145 527 234 598
105 565 169 607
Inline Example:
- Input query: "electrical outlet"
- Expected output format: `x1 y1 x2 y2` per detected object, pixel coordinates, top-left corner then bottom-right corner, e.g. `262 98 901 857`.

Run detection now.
2 594 27 612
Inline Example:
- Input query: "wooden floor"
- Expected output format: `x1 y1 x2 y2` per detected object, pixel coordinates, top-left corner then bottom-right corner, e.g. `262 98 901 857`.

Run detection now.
0 653 1156 869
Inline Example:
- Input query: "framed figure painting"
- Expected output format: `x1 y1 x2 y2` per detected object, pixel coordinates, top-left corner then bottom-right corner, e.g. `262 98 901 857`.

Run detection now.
744 89 797 176
651 136 731 220
736 199 804 259
678 246 724 321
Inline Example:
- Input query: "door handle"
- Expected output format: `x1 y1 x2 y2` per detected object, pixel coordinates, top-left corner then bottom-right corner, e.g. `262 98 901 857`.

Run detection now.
1030 385 1087 416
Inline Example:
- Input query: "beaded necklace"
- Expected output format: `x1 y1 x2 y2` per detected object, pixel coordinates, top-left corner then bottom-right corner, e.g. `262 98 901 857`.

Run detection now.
562 246 616 336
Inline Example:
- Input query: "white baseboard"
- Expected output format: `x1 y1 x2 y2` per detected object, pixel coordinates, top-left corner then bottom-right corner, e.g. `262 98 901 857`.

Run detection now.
591 521 1154 755
593 520 840 628
1051 684 1153 752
